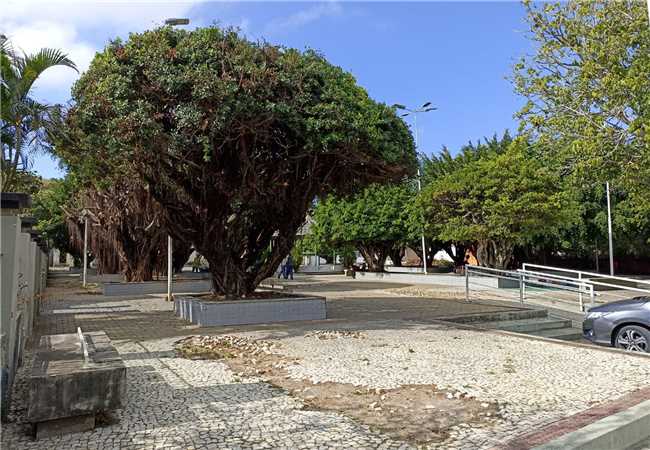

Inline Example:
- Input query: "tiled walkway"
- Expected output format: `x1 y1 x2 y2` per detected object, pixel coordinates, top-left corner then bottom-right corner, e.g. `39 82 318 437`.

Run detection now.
2 275 647 449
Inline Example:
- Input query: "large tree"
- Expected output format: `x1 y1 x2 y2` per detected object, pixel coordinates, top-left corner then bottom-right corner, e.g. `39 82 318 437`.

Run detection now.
420 139 577 269
513 0 650 252
419 132 514 266
308 184 417 271
65 26 416 297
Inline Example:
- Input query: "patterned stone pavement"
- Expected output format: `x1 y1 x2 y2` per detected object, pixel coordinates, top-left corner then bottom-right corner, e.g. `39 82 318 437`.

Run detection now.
2 275 648 449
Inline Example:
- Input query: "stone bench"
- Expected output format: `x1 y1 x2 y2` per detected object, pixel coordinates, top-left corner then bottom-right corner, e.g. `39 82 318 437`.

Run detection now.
28 328 126 439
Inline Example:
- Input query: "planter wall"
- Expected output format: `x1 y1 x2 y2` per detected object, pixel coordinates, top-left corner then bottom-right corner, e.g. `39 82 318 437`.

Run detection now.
103 279 211 296
174 294 327 326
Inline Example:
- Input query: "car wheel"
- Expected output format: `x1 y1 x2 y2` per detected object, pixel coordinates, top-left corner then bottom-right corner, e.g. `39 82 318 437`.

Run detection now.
615 325 650 353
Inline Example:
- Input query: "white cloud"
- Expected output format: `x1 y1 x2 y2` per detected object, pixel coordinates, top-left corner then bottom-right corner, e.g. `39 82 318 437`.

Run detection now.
265 1 342 35
6 21 96 97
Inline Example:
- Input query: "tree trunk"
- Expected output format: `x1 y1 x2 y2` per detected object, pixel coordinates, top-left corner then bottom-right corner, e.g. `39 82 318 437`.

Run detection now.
357 243 391 272
388 246 405 267
411 242 435 268
3 119 23 191
476 239 514 269
172 241 193 273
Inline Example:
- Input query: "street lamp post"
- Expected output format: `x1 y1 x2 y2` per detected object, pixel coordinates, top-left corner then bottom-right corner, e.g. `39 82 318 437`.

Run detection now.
393 102 437 274
167 235 173 301
606 181 614 276
81 210 89 287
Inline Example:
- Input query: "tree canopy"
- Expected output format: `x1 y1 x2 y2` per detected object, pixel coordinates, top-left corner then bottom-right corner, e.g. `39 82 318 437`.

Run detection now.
419 139 578 269
63 26 416 296
307 183 418 271
512 0 650 265
31 177 79 259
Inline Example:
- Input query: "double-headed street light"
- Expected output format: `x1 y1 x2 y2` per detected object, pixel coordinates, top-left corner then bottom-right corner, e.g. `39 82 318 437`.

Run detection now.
165 18 190 26
393 102 438 274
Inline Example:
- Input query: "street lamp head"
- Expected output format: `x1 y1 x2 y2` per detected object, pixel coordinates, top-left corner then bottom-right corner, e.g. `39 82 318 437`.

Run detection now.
424 107 437 112
422 102 432 108
392 103 406 110
165 18 190 26
400 113 410 117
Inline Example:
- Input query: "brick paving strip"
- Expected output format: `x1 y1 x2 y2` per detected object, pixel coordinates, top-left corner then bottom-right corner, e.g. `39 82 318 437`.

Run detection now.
497 386 650 450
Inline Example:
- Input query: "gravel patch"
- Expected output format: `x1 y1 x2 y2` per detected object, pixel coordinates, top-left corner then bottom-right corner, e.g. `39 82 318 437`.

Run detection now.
230 323 650 448
276 325 650 411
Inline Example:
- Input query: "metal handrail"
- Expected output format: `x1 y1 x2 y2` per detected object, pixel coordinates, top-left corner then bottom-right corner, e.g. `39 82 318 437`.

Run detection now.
522 263 650 288
468 266 586 289
466 264 596 311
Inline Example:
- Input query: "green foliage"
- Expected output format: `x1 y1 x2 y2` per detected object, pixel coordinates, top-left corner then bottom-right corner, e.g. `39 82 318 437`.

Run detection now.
10 169 42 195
513 0 650 249
1 37 76 191
421 131 513 186
62 25 416 296
420 139 578 268
31 176 79 257
308 183 418 270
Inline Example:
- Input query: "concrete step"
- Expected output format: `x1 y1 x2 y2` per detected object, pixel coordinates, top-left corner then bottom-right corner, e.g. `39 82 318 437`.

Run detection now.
530 327 584 341
481 318 573 333
440 308 548 324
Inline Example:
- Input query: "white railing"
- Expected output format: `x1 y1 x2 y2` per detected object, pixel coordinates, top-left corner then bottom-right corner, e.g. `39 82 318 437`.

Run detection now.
466 264 595 312
466 263 650 312
522 263 650 306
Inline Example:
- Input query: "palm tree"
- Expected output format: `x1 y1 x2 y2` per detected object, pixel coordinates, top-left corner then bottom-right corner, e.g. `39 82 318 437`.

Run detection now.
1 35 77 192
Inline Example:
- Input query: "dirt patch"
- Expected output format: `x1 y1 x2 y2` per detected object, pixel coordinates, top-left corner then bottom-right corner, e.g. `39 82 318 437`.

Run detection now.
175 335 500 445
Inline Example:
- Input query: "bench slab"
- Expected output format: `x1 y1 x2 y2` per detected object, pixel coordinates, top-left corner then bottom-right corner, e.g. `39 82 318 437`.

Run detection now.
28 331 126 427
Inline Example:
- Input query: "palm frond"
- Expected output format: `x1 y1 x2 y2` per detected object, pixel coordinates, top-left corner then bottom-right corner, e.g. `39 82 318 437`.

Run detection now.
16 48 78 99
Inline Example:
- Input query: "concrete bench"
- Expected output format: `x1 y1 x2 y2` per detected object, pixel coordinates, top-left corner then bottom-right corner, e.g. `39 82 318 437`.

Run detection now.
28 328 126 439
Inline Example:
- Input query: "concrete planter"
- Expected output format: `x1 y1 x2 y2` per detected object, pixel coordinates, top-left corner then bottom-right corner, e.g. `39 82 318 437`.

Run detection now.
103 279 211 296
174 294 327 326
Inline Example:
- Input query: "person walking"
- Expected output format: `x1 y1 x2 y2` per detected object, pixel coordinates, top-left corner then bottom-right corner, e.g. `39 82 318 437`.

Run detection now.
191 254 202 273
278 256 287 279
285 255 294 280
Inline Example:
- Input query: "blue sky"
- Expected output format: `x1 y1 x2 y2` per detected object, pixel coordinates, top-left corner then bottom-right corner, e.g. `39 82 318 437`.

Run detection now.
3 1 533 179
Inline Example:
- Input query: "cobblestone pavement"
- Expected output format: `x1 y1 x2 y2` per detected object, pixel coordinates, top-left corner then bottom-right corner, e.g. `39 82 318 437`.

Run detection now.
240 325 650 448
2 275 648 449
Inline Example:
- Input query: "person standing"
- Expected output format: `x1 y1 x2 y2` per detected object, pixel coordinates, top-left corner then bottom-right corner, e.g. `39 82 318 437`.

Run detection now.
285 255 294 280
278 256 287 279
191 254 202 273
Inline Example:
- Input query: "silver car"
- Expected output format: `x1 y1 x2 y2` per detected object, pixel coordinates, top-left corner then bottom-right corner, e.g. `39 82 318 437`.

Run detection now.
582 297 650 353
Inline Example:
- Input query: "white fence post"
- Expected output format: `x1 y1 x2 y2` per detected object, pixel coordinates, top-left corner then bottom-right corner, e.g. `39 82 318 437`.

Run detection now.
578 272 583 307
465 265 470 302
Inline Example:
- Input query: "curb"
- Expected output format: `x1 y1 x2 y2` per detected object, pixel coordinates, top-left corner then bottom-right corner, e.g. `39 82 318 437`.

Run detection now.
531 398 650 450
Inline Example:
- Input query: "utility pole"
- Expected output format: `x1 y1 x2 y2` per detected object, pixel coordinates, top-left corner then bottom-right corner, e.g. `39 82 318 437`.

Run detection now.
393 102 437 274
